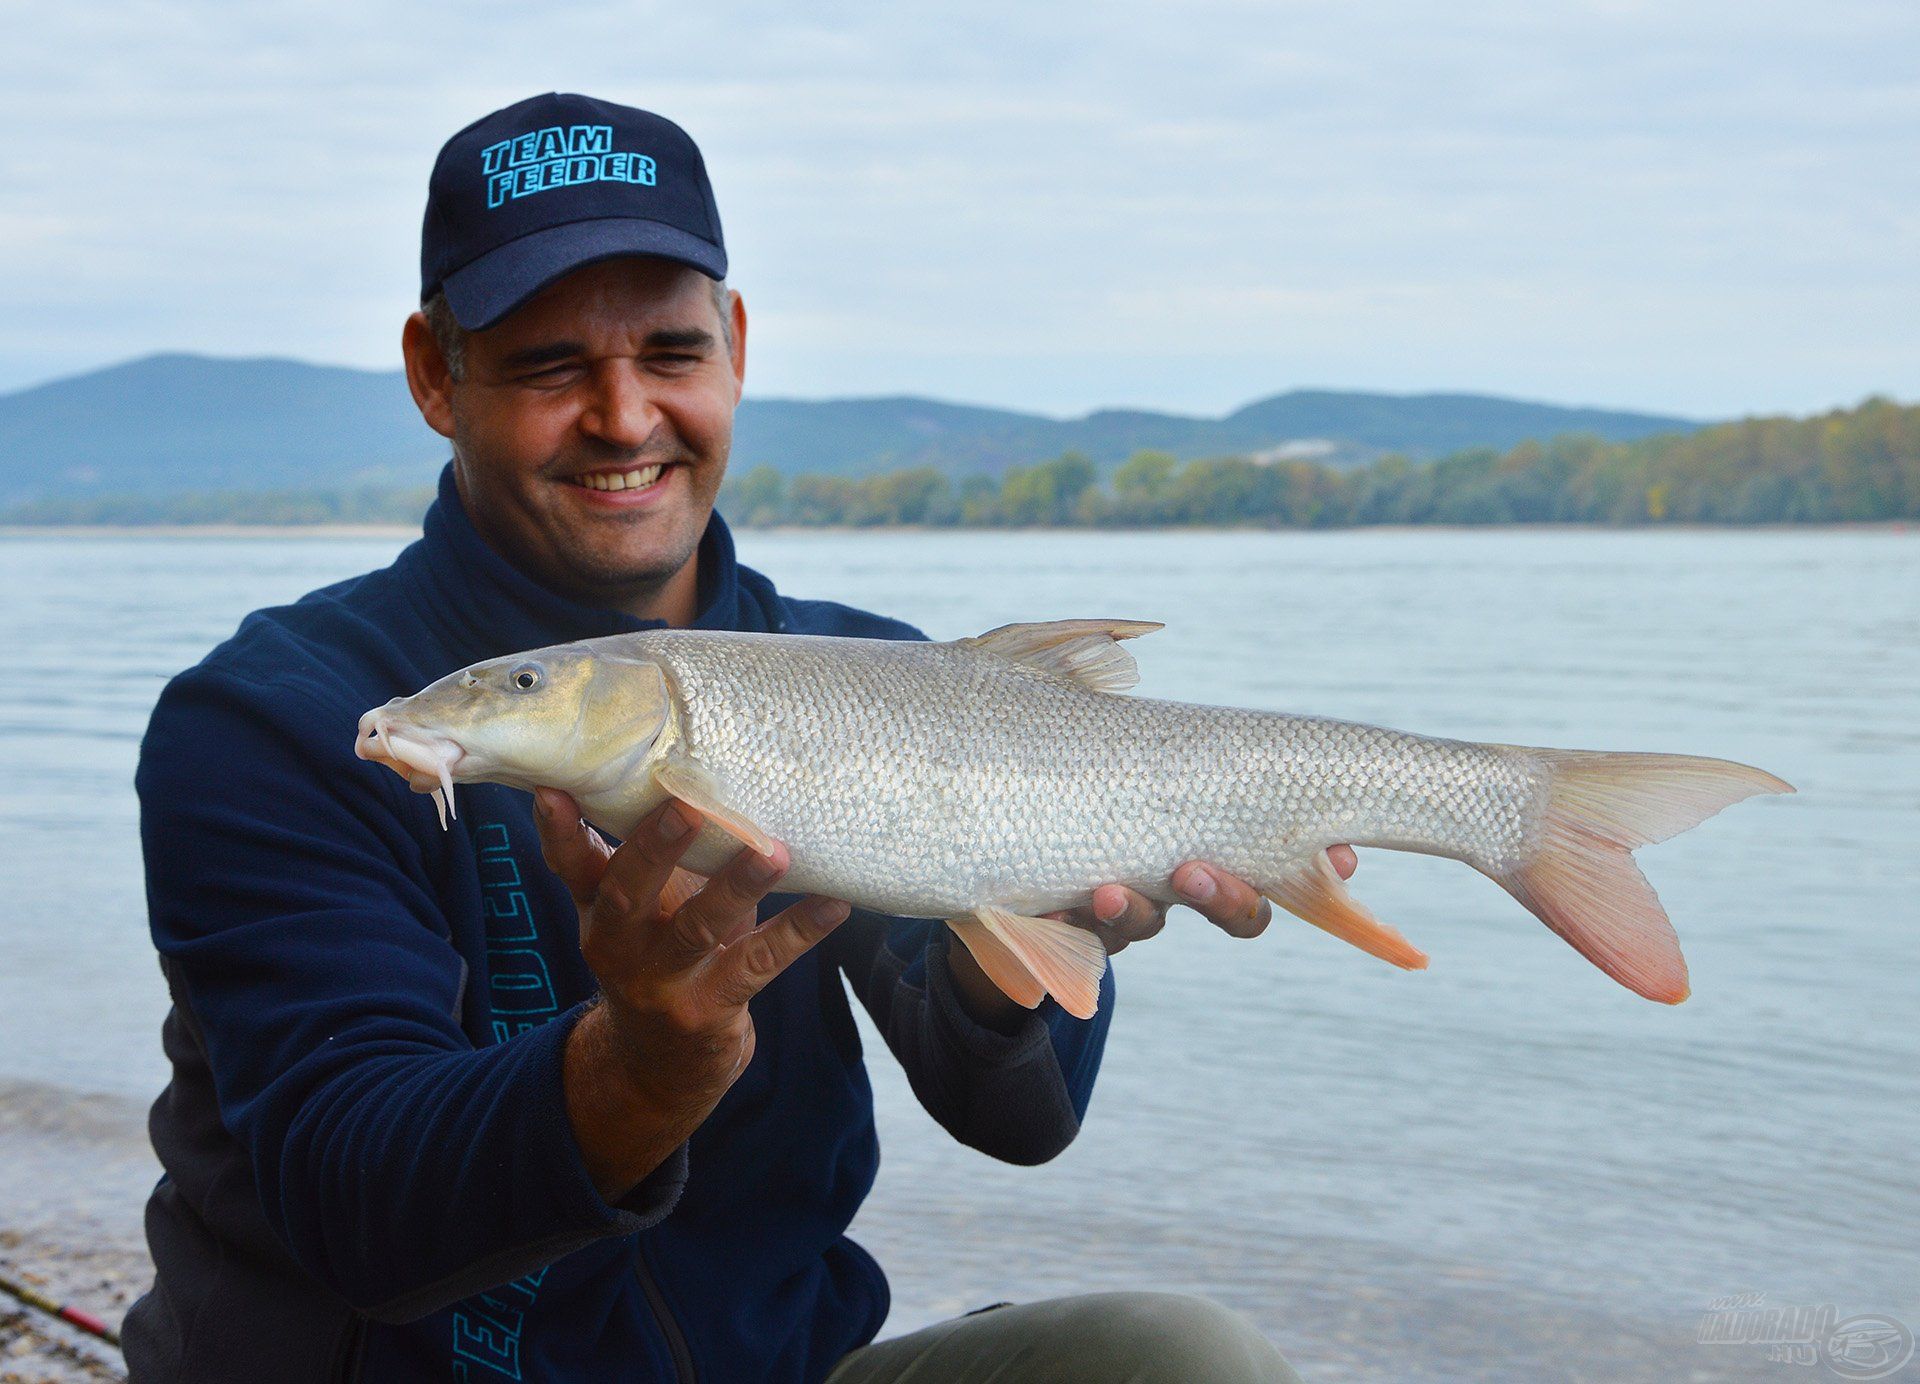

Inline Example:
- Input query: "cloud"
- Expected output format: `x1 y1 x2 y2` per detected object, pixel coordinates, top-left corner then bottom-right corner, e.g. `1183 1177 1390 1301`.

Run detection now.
2 0 1914 416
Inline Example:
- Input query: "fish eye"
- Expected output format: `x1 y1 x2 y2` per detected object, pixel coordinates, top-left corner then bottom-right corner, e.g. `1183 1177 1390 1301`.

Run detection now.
510 663 543 692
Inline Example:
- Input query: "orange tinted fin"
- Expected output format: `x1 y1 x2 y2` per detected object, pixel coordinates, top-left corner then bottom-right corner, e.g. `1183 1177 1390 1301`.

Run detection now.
658 865 705 917
963 619 1163 693
1264 850 1429 971
975 905 1109 1020
652 758 775 857
1494 750 1792 1005
947 915 1047 1010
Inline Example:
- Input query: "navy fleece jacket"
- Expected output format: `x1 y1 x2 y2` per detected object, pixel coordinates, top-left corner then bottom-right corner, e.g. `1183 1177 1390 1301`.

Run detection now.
124 466 1114 1384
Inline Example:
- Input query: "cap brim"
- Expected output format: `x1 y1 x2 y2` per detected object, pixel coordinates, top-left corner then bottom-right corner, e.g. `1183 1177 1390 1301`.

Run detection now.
440 217 727 331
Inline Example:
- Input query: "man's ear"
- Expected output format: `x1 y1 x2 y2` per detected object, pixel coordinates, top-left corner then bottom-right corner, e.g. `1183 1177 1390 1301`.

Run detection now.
726 288 748 401
402 312 456 440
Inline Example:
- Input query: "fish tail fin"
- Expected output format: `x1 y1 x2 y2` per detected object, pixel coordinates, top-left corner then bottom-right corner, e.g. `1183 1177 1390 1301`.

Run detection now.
1493 751 1792 1004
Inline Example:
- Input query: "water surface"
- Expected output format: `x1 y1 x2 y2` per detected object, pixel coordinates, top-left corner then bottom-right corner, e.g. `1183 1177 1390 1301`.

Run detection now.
0 527 1912 1382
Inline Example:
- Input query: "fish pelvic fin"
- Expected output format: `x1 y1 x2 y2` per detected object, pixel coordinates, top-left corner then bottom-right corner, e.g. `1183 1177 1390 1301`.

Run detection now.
946 915 1047 1011
950 905 1109 1020
1263 850 1429 971
1496 751 1793 1004
963 619 1163 694
651 757 776 856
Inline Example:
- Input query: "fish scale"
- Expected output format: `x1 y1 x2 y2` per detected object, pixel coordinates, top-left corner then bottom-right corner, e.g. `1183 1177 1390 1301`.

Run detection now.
358 618 1791 1015
648 629 1542 919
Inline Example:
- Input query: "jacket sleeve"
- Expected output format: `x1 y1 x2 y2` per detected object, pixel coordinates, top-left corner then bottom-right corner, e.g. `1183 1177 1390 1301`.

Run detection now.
138 665 684 1321
830 911 1114 1165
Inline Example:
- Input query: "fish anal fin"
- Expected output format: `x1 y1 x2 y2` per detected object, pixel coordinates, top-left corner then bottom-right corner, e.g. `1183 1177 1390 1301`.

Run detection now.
975 904 1109 1020
963 619 1163 694
1265 851 1429 971
659 865 706 917
947 916 1047 1010
652 758 775 856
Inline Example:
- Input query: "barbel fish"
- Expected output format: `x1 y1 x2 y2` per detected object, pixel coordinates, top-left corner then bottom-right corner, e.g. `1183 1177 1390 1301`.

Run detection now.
355 619 1790 1017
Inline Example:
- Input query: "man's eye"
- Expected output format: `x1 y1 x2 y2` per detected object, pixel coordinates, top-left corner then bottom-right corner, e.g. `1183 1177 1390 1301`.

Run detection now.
517 365 582 386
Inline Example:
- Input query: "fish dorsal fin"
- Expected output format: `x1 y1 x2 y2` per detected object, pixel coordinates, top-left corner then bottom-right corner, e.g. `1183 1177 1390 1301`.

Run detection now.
962 619 1163 693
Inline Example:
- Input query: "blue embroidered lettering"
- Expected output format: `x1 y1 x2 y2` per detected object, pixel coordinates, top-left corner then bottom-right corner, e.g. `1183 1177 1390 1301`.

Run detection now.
454 833 562 1372
480 125 657 206
452 1309 521 1379
568 125 612 156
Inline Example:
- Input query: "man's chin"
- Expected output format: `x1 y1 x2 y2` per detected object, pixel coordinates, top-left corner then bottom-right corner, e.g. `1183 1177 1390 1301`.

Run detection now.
544 519 704 597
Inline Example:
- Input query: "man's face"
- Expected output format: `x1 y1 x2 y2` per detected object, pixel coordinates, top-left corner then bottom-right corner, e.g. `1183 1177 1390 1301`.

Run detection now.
437 257 745 605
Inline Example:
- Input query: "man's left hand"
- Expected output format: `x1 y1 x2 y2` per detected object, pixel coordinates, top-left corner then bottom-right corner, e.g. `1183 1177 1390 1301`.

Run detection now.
1062 846 1359 954
944 847 1360 1029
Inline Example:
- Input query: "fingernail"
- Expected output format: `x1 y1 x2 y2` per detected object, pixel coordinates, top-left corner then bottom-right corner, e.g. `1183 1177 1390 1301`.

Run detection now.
745 852 782 884
657 805 693 841
533 791 551 819
1178 868 1216 904
811 899 851 928
1093 892 1125 923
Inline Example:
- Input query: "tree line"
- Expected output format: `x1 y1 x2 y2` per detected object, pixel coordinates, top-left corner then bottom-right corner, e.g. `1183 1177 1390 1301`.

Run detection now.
720 397 1917 527
6 397 1912 528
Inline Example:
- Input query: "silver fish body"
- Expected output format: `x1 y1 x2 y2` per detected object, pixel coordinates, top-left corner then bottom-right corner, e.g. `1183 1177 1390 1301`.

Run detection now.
358 619 1790 1014
610 629 1541 918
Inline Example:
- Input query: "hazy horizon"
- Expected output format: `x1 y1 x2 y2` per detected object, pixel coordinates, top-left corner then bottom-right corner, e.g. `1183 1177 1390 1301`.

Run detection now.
1 348 1745 424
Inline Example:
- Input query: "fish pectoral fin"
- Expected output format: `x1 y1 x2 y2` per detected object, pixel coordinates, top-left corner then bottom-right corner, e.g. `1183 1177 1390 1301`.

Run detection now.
970 904 1109 1020
651 758 776 857
962 619 1163 694
1264 851 1429 971
946 916 1048 1011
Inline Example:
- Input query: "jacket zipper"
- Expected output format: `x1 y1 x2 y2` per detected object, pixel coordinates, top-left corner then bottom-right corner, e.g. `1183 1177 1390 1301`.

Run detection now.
635 1248 696 1383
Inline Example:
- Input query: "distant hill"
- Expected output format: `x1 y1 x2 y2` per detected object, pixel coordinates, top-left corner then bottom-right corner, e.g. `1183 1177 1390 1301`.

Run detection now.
0 352 1702 505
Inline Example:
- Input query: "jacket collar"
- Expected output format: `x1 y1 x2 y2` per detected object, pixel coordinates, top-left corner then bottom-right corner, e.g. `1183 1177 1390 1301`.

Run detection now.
402 463 760 667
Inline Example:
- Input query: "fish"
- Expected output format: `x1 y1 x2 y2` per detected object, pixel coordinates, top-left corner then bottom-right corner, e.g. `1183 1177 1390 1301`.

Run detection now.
354 619 1791 1017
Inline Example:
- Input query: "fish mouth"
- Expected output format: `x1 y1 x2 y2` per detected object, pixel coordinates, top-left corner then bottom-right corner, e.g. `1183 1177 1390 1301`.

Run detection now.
356 706 467 828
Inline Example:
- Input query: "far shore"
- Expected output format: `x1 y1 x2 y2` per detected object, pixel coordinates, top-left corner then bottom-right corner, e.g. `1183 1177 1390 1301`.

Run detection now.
0 519 1910 540
0 523 424 539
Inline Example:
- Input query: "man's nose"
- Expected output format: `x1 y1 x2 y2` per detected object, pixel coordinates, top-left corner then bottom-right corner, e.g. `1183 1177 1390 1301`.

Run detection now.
578 361 663 450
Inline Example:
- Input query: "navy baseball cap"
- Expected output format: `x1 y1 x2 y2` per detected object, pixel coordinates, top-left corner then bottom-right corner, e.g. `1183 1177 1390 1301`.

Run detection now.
420 92 727 331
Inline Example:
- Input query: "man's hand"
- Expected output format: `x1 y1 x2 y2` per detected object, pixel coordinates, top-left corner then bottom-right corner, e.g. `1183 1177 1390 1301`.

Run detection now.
944 847 1360 1027
1069 846 1359 954
535 788 850 1201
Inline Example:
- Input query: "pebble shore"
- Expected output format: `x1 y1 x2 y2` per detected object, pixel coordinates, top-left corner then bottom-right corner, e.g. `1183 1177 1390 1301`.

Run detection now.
0 1083 151 1384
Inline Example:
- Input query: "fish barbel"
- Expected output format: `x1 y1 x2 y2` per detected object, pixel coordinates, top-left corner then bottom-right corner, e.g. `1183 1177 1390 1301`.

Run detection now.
355 619 1790 1017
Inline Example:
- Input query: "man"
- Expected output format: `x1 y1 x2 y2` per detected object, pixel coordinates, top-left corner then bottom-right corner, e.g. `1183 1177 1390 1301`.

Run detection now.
126 92 1349 1382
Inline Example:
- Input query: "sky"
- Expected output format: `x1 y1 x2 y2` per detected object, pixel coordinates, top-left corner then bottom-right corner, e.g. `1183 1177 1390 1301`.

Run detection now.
3 0 1915 419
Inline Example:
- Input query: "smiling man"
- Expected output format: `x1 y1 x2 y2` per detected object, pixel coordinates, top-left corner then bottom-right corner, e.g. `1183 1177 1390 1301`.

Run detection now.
125 93 1338 1383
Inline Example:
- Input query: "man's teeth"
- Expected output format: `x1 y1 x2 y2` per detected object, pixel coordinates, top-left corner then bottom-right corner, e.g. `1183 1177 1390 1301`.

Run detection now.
575 464 665 492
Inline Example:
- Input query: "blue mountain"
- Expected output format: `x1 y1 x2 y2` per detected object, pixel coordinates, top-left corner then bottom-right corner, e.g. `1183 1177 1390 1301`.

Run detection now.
0 353 1701 503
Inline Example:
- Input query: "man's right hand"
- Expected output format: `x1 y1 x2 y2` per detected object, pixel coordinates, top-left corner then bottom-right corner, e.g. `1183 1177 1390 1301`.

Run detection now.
534 788 850 1201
